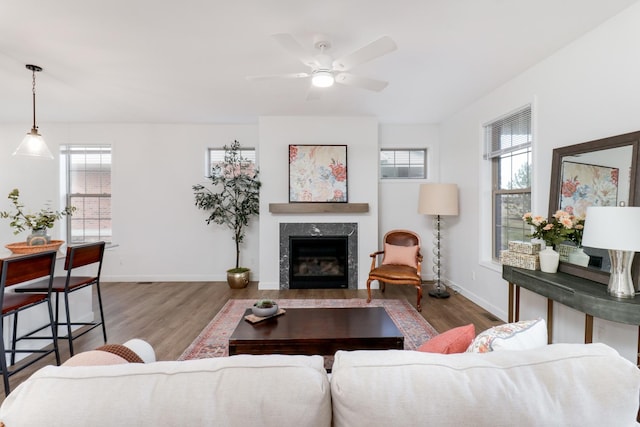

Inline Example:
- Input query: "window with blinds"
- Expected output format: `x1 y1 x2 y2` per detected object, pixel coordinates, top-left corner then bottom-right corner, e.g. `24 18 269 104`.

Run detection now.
61 145 112 244
380 149 427 179
485 106 532 259
208 147 255 174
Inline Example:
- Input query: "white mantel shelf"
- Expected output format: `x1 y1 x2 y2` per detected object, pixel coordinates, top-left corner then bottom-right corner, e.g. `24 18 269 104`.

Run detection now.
268 203 369 214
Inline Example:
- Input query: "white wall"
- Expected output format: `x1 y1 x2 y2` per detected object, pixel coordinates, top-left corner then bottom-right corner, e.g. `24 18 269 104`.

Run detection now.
0 122 259 281
257 116 379 289
439 2 640 362
378 124 441 281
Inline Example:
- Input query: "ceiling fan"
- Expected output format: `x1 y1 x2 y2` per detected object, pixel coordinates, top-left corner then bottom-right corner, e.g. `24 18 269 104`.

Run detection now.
246 33 397 99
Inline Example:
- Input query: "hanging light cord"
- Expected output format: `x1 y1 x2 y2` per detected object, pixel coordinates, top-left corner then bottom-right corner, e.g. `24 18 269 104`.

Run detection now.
30 67 37 131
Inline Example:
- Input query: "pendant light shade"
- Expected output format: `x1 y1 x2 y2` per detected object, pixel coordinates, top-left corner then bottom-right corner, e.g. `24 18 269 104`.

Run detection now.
13 64 53 159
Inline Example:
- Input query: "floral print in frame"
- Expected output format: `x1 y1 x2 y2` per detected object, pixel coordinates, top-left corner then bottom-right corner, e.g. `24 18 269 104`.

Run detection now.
289 145 348 202
560 161 619 217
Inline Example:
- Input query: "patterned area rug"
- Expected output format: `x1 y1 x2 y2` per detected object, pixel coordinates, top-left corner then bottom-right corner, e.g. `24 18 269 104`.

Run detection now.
179 298 438 361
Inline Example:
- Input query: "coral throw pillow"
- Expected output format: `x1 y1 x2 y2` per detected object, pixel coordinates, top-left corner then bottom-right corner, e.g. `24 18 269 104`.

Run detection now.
381 243 418 268
417 324 476 354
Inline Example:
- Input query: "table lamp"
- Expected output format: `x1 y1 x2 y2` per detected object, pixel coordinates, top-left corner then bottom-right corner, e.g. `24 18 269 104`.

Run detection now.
581 206 640 298
418 183 459 298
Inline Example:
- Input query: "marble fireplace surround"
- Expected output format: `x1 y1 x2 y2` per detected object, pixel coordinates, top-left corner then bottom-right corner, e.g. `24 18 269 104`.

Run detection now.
279 222 358 290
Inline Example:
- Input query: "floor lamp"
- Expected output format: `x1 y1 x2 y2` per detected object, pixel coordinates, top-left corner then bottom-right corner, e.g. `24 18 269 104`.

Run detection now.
418 183 459 298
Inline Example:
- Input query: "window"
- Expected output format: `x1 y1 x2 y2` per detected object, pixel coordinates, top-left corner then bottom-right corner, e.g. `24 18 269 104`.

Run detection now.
380 149 426 179
485 106 532 260
61 145 112 244
208 147 255 174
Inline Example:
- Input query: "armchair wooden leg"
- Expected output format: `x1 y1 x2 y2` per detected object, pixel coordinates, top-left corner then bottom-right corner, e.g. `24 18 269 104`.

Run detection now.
366 279 373 303
416 285 422 312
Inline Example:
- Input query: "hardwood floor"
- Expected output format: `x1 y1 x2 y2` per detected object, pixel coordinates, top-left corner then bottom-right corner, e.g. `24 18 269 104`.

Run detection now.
2 280 503 400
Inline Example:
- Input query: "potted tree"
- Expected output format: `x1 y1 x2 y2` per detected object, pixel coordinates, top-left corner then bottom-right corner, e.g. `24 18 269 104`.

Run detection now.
193 140 261 288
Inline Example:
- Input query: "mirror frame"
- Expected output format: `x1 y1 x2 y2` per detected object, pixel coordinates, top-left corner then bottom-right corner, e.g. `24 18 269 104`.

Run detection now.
549 130 640 284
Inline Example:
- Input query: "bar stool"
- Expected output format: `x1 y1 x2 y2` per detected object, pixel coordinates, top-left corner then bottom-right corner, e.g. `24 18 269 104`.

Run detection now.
0 250 60 395
16 241 106 356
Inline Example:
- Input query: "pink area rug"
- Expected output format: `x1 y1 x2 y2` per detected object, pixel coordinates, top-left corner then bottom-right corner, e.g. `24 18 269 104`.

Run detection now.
179 298 438 361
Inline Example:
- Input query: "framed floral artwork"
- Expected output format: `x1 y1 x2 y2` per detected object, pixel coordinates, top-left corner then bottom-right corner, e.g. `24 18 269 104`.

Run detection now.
289 144 348 202
559 161 619 217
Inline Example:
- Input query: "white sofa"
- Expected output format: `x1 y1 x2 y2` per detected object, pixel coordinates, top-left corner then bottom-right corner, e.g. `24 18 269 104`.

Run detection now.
0 343 638 426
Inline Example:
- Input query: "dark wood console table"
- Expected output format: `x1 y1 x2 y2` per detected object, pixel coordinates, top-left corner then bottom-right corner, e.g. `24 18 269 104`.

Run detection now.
502 265 640 365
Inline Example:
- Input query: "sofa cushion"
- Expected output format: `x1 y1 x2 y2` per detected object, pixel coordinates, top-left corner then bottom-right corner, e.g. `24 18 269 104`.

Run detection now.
417 324 475 354
0 354 331 427
466 318 546 353
330 343 640 427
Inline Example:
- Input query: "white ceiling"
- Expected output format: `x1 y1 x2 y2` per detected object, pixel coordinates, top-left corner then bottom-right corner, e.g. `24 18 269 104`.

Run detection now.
1 0 637 125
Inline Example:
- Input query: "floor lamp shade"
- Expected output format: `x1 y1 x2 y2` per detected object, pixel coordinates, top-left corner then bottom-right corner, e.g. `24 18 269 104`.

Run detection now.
418 183 459 216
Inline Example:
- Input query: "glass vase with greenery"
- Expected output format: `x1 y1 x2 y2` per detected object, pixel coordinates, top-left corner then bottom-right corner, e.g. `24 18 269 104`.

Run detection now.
192 140 261 272
0 188 75 241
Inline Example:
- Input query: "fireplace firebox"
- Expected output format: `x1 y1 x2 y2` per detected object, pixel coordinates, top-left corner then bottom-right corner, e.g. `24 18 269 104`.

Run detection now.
289 236 348 289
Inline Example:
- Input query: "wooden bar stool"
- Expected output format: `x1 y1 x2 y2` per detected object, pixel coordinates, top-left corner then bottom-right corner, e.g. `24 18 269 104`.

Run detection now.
0 250 60 395
16 241 107 356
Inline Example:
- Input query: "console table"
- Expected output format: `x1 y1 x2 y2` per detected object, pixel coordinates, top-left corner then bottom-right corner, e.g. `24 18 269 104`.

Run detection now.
502 265 640 365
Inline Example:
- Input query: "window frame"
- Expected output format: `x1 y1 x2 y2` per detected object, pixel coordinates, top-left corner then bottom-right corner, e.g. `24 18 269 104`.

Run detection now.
61 145 112 244
485 105 532 261
207 147 256 175
379 148 427 180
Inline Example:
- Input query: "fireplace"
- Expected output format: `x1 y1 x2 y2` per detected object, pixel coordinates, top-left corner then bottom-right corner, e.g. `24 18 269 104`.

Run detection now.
289 236 348 289
279 223 358 289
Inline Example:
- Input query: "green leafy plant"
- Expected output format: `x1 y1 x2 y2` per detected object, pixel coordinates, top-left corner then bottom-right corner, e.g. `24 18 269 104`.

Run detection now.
0 188 75 234
253 299 276 308
193 140 261 271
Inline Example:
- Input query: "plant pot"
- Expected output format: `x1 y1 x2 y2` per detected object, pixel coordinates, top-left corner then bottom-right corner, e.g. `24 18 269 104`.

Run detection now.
539 247 560 273
252 303 278 317
227 269 250 289
27 229 51 246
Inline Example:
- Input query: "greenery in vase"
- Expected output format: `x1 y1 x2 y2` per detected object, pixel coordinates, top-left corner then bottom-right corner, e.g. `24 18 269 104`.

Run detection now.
0 188 75 234
192 140 261 271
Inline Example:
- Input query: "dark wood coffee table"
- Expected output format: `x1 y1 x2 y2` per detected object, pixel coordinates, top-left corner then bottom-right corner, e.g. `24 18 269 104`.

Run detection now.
228 307 404 357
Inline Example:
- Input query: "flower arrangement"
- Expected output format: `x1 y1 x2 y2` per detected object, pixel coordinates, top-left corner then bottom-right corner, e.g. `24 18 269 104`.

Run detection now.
192 140 261 272
0 188 75 234
522 210 577 248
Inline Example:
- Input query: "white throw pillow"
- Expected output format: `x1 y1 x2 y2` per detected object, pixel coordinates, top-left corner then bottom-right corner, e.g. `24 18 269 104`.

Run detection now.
466 318 547 353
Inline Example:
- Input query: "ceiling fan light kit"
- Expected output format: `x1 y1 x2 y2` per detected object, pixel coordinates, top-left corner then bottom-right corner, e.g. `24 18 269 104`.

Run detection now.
247 33 397 97
311 70 334 88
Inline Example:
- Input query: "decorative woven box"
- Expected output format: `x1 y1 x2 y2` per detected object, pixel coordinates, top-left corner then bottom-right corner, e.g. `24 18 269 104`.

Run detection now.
508 240 542 255
500 250 539 270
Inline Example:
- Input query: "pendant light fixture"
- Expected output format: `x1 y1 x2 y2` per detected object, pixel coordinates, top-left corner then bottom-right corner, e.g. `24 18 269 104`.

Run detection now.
13 64 53 159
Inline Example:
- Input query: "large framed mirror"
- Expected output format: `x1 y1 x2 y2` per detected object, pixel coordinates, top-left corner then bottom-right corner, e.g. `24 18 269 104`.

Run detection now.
549 130 640 284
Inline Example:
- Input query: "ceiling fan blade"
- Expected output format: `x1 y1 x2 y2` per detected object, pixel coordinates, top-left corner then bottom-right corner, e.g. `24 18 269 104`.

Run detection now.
246 72 310 81
335 73 389 92
305 84 324 101
271 33 318 67
332 36 397 71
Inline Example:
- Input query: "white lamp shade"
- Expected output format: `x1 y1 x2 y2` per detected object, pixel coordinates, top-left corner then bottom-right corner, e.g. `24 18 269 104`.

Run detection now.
582 206 640 252
418 183 459 216
13 129 53 159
